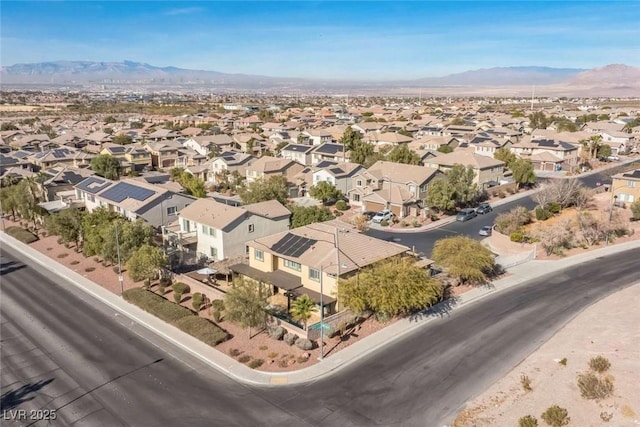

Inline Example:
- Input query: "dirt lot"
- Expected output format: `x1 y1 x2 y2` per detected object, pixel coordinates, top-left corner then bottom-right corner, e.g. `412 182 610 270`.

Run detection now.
454 283 640 427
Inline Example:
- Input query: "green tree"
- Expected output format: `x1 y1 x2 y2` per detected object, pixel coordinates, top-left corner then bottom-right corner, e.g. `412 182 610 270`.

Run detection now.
104 115 117 124
289 295 317 330
426 165 477 210
449 116 465 125
425 178 456 211
290 205 335 228
510 158 536 188
91 154 121 180
349 139 374 165
308 181 341 203
258 109 274 121
81 208 121 257
630 200 640 221
338 257 443 317
437 145 454 154
529 111 550 129
112 133 133 145
171 169 207 198
47 208 85 248
494 147 517 167
238 175 289 205
579 135 603 160
224 277 269 339
596 144 612 159
432 236 495 283
0 185 20 220
388 144 420 165
0 122 18 131
339 126 362 151
126 244 167 283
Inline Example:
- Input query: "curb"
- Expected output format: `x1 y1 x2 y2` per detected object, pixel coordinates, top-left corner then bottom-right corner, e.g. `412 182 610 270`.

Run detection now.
3 231 639 386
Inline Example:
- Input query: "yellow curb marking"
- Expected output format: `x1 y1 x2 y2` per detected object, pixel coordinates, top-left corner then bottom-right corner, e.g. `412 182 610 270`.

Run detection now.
270 377 288 384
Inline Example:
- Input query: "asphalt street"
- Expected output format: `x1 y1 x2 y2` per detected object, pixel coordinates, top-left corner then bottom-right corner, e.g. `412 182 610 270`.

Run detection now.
365 166 633 257
3 241 639 426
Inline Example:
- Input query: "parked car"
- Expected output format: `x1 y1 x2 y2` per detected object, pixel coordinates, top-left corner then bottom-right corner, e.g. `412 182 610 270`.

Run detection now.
372 209 394 223
479 225 493 236
607 155 621 161
456 208 478 222
475 203 493 214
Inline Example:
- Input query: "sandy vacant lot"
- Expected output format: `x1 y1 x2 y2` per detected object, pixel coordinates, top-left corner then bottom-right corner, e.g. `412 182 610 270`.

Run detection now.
454 283 640 427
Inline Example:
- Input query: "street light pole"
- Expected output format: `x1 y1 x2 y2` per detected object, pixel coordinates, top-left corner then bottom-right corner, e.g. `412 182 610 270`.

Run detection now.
605 195 618 246
319 264 324 360
115 224 124 295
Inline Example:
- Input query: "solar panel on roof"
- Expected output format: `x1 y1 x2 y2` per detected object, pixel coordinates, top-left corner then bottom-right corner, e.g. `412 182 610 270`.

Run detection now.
329 167 344 175
271 233 317 258
100 182 155 203
76 177 112 194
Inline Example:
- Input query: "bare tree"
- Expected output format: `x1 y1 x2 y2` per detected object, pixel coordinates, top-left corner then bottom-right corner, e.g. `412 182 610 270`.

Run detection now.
576 212 606 246
535 219 575 255
534 179 583 209
573 187 595 211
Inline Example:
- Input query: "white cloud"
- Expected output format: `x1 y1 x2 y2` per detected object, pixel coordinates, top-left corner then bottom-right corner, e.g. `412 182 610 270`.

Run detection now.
164 7 204 16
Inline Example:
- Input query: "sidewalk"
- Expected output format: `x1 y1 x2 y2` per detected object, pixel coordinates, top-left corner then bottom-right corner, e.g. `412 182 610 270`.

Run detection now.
535 156 639 179
3 231 639 387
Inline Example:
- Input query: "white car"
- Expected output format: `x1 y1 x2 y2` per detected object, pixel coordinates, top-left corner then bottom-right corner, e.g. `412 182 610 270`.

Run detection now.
607 155 620 161
372 209 393 223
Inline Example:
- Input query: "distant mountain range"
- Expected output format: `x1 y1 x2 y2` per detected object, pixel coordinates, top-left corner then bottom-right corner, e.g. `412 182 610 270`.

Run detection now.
2 60 639 96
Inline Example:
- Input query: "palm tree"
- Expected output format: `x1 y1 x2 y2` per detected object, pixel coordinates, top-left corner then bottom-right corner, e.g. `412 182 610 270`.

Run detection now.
580 135 603 160
289 295 318 330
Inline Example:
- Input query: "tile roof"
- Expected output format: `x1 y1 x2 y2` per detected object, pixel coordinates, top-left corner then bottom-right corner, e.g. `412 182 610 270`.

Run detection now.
427 151 505 169
366 160 440 184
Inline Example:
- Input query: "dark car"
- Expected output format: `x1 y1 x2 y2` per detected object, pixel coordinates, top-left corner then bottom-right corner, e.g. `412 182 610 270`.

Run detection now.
456 208 477 222
361 211 377 220
475 203 493 214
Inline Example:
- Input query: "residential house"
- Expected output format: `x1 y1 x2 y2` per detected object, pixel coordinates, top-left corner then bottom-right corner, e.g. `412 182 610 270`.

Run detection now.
209 151 256 185
29 147 94 170
611 169 640 205
365 132 413 147
600 131 635 155
302 129 334 146
309 161 365 196
424 151 506 188
280 143 315 166
75 176 195 227
39 165 95 202
173 198 291 261
184 134 235 157
418 136 460 152
233 221 410 314
510 138 579 171
348 160 441 217
146 128 181 141
351 122 386 135
245 156 305 193
144 140 183 169
9 134 51 151
310 143 349 165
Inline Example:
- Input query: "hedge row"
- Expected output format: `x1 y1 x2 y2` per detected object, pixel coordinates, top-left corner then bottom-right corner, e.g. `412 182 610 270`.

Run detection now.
123 288 228 346
5 226 38 244
174 316 228 346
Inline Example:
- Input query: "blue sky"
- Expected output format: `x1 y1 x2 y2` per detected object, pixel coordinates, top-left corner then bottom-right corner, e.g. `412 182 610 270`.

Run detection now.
2 1 639 79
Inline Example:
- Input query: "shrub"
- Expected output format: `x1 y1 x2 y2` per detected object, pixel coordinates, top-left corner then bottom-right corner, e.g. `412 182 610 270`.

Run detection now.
335 200 348 211
495 207 532 235
172 282 190 295
577 372 614 400
547 202 561 214
510 229 528 243
212 309 222 322
84 267 95 272
541 405 570 427
211 299 225 311
559 358 567 366
173 316 228 346
248 359 264 369
518 415 538 427
498 190 506 198
284 333 298 346
113 266 121 274
192 292 203 311
228 348 242 357
157 282 167 295
296 355 310 364
259 345 268 351
173 292 183 304
93 257 100 263
380 220 389 227
520 374 532 392
4 226 38 244
123 288 193 323
159 277 172 287
400 220 407 227
535 207 553 221
238 355 251 363
268 326 286 340
267 351 278 358
412 219 420 228
630 200 640 221
589 355 611 373
57 237 64 244
600 412 613 422
295 338 314 350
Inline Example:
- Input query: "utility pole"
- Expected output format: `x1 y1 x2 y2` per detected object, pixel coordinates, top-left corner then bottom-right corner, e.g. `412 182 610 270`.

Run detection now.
115 225 124 295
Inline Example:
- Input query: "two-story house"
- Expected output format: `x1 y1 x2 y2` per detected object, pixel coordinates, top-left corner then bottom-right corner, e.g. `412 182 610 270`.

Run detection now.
310 143 349 165
75 176 195 227
245 156 305 190
209 151 256 185
424 151 506 188
510 138 579 171
309 161 365 196
302 129 334 146
348 160 441 217
611 169 640 205
144 140 183 170
232 221 410 314
184 134 235 157
280 143 314 166
175 198 291 261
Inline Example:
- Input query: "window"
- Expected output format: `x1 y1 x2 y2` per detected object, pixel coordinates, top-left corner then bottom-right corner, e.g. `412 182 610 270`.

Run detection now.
248 224 255 233
420 184 427 192
166 206 177 216
627 181 637 188
352 194 360 202
210 247 218 258
283 259 301 272
356 179 363 187
254 249 264 261
409 184 417 194
88 195 95 203
201 225 216 236
182 219 190 231
309 268 321 282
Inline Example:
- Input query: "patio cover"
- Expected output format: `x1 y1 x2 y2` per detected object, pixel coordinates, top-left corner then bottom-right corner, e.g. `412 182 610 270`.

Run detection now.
230 263 302 291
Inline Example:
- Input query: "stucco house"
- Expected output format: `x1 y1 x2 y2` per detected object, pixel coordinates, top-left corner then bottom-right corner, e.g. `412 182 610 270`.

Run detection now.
175 198 291 261
424 151 506 188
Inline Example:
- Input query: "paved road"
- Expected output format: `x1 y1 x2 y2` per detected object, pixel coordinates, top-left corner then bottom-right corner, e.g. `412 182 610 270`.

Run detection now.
3 244 639 426
366 166 634 257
